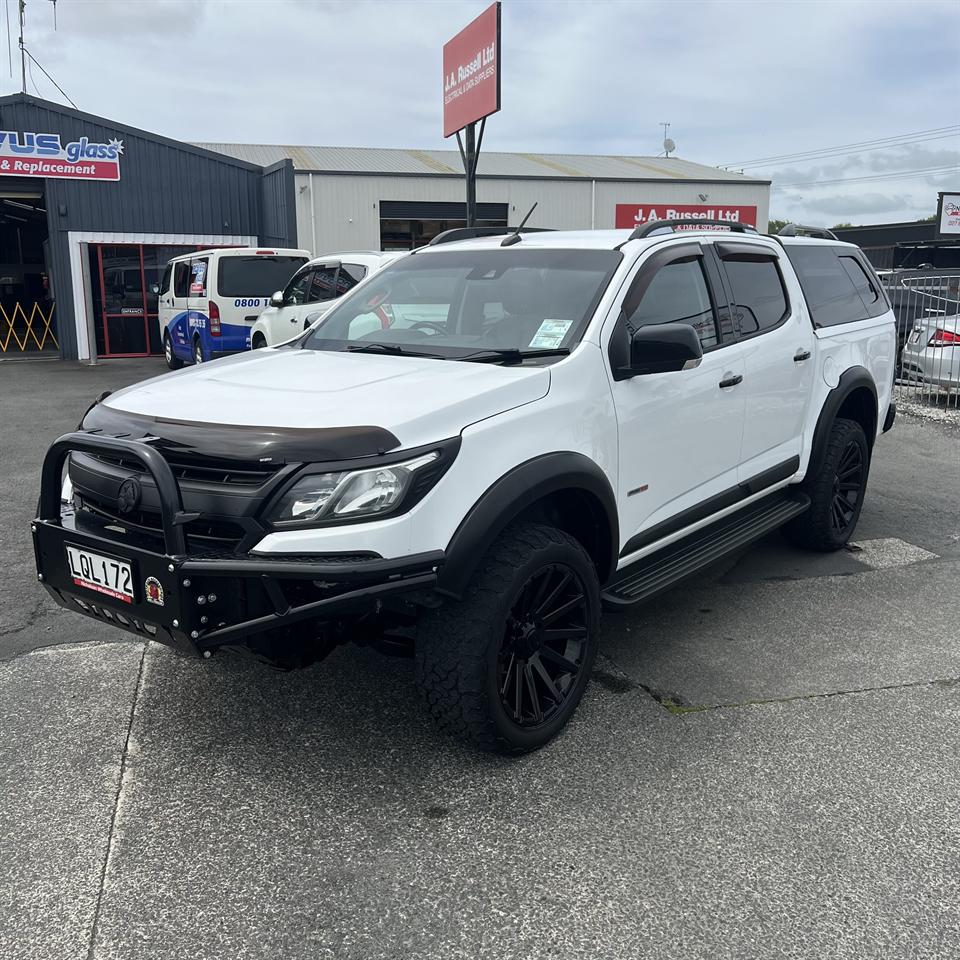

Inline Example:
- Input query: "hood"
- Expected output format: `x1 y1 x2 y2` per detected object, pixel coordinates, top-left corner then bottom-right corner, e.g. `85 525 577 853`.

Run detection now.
101 347 550 454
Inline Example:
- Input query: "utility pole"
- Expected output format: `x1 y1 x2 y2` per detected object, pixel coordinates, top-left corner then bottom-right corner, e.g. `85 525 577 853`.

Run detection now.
18 0 26 93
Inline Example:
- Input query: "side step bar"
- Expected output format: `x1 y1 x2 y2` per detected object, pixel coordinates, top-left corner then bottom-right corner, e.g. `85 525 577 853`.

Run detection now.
602 491 811 606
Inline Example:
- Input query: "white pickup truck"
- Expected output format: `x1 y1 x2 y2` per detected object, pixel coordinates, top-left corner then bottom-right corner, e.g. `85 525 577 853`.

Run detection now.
33 219 896 753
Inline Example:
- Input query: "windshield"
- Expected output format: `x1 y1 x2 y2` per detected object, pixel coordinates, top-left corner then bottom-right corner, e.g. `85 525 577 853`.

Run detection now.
217 256 308 297
301 248 622 360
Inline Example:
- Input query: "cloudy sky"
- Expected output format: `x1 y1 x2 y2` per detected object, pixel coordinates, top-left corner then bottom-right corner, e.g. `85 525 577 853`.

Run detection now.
3 0 958 225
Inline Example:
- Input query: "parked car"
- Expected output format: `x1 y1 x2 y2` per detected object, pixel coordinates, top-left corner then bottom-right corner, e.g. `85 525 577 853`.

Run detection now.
34 220 896 754
158 247 310 368
249 251 402 348
900 313 960 389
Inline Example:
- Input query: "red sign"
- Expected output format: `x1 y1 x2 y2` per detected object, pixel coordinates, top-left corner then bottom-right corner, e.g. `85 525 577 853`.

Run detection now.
615 204 758 229
0 130 123 181
443 2 500 138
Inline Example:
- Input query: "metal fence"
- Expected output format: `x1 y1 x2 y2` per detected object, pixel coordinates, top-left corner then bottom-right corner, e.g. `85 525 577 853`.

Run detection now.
885 272 960 408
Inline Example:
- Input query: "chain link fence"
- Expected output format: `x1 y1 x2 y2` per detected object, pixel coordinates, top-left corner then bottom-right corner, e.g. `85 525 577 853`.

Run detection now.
885 271 960 410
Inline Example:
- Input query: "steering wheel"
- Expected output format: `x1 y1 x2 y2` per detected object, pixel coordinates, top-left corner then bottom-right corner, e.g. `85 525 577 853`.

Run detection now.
407 320 446 335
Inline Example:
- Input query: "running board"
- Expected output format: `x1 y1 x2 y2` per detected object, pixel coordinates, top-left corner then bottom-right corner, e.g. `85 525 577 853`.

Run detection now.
602 492 811 606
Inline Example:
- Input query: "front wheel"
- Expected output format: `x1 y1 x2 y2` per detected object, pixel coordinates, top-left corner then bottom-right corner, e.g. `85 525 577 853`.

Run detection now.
783 417 869 551
252 332 267 349
163 332 183 370
415 523 600 754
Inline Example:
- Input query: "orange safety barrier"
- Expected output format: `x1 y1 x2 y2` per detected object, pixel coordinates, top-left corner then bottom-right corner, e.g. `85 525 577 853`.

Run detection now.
0 301 59 353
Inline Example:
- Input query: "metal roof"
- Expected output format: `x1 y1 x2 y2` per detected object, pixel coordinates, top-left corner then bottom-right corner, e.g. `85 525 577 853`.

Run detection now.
191 142 767 183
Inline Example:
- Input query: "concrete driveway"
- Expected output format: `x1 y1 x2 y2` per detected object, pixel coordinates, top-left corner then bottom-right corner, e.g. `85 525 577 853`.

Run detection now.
2 358 959 959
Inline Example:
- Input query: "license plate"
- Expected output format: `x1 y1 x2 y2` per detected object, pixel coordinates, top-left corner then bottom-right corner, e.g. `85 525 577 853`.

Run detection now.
909 328 923 344
65 545 134 604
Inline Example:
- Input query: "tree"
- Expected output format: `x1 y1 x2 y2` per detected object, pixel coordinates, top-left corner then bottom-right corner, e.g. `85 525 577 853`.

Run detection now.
831 222 854 230
768 218 789 234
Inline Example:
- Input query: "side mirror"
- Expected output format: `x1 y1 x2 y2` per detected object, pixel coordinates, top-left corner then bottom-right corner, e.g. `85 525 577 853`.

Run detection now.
270 290 285 307
628 322 703 376
151 283 160 295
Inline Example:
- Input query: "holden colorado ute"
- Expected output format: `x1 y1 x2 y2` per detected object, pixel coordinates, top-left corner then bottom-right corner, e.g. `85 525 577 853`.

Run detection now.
33 219 896 753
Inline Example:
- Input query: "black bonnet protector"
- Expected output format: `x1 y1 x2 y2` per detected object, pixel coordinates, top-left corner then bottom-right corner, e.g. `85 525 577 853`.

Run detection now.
81 402 402 465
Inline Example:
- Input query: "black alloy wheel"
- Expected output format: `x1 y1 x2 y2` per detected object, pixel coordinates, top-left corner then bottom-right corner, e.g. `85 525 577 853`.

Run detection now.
498 563 588 728
830 438 864 537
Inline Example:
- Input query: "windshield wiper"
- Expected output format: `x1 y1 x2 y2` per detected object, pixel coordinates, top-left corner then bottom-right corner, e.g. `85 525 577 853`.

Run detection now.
344 343 443 358
455 347 571 365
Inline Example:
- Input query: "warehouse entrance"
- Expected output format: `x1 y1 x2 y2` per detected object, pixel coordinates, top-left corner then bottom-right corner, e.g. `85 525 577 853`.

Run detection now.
0 184 57 356
379 200 508 250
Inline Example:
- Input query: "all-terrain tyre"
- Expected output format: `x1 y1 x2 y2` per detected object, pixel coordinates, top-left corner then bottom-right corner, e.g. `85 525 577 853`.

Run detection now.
415 522 601 754
163 332 183 370
783 417 869 552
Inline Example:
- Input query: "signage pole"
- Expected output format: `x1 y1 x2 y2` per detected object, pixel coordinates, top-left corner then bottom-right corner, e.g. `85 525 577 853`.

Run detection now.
464 122 476 227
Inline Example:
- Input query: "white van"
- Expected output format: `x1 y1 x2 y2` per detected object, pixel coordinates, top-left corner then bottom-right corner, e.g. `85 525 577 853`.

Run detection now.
157 247 310 368
249 251 402 348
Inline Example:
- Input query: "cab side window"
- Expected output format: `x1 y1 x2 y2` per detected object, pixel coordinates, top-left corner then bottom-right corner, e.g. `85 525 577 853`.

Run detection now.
284 269 314 306
722 259 788 336
625 258 719 350
160 264 172 297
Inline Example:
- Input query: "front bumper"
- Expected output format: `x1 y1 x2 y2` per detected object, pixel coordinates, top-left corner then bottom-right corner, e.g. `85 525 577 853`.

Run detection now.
33 431 443 656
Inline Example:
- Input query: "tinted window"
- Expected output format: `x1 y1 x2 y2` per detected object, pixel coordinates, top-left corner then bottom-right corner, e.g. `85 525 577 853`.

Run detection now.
839 255 887 317
784 246 869 326
217 256 308 298
284 269 313 305
309 266 338 303
173 261 191 298
723 259 788 335
160 264 172 297
627 258 718 349
337 263 367 295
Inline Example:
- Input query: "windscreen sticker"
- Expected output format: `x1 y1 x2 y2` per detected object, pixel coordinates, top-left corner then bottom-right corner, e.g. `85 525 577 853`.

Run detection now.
529 318 572 349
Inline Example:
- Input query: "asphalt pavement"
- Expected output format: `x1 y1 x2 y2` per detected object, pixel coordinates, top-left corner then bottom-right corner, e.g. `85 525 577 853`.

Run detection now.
2 357 959 959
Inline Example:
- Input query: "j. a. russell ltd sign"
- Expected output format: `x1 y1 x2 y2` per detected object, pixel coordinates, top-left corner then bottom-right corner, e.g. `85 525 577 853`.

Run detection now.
0 130 123 181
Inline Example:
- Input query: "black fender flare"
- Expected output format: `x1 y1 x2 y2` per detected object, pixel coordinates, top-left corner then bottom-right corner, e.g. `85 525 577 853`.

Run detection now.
806 365 878 480
438 452 619 599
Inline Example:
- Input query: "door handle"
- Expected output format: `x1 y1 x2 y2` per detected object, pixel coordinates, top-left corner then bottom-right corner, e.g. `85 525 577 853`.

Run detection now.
719 374 743 388
794 350 811 362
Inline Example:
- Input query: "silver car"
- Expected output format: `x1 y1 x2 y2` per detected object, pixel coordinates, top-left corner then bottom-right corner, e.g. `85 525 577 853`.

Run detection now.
900 313 960 389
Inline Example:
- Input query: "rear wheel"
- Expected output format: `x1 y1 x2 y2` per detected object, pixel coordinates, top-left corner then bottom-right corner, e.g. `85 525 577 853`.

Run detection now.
163 332 183 370
192 336 204 365
783 417 869 551
415 523 600 754
252 332 267 349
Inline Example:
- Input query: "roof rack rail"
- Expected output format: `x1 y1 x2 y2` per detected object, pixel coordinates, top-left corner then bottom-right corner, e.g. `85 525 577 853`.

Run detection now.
630 218 759 240
427 226 554 246
777 223 838 241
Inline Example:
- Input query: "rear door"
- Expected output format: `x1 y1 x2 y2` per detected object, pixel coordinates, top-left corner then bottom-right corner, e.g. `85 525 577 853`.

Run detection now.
185 255 211 358
712 241 815 484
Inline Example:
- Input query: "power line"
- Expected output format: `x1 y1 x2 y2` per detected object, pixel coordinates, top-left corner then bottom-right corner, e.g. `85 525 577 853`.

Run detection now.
723 126 960 168
777 164 960 189
22 44 75 108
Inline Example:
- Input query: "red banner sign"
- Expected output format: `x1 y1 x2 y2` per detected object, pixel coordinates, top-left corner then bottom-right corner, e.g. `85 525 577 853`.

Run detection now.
442 2 500 138
0 130 123 181
615 203 758 229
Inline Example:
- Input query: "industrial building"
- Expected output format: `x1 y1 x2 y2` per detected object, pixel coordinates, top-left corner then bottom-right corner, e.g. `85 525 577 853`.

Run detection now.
0 93 769 362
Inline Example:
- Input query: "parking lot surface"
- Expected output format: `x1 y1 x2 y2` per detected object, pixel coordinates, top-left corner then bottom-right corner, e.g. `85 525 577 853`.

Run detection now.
2 358 959 959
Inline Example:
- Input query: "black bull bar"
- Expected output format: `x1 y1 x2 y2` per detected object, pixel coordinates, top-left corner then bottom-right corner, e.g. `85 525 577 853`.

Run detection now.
33 431 443 656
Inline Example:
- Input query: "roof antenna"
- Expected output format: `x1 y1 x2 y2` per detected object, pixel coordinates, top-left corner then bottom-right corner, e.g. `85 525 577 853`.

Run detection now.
500 202 538 247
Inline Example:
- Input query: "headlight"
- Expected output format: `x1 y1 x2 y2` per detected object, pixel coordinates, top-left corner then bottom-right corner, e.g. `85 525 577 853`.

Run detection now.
269 452 440 525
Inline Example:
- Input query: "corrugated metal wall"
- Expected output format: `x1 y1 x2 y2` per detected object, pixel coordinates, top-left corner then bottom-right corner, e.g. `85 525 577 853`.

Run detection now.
0 96 297 358
294 172 770 253
259 159 299 248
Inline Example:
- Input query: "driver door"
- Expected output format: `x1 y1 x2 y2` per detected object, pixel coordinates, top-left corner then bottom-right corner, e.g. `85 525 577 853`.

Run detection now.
262 267 315 343
606 242 749 556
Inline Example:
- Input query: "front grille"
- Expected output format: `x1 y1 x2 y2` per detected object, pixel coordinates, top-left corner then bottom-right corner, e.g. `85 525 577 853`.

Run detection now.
79 493 246 549
88 451 280 487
